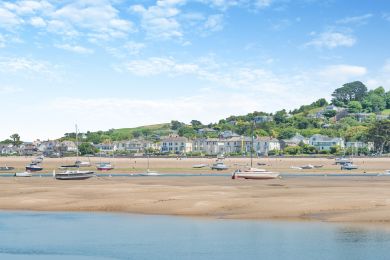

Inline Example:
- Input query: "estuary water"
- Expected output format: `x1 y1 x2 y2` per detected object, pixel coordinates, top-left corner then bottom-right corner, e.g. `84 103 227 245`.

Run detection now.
0 211 389 260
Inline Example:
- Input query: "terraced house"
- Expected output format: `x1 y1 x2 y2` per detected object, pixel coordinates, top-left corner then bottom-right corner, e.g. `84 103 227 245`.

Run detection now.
309 134 344 151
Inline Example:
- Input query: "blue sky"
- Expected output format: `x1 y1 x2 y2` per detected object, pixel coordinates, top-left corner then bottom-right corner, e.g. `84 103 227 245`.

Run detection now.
1 0 390 140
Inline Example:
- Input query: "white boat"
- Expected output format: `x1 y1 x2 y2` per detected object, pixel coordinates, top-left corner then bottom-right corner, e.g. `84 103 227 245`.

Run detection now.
211 161 229 171
140 169 161 176
53 170 95 180
141 155 159 175
232 122 279 180
300 164 314 169
75 160 91 167
341 163 358 170
232 167 280 180
15 172 32 177
335 157 352 165
97 162 114 171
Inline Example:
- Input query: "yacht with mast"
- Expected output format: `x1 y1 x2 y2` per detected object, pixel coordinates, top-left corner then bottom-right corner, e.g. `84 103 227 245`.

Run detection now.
54 124 95 180
232 122 280 180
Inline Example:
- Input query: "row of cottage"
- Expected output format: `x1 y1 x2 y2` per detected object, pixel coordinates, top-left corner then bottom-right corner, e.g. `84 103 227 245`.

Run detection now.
0 134 373 156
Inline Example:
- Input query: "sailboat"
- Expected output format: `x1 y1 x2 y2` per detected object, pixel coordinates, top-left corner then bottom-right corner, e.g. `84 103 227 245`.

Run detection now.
54 124 95 180
140 154 160 176
96 140 114 171
232 122 280 180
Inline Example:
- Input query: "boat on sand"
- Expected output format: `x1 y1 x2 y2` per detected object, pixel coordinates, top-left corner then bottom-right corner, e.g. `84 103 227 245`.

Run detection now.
232 167 280 180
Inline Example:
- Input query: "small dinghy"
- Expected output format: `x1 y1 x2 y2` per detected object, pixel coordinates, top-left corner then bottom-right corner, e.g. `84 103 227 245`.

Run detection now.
15 172 32 177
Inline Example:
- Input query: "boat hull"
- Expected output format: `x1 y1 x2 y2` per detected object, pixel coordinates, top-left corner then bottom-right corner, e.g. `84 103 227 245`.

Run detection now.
55 171 95 180
15 172 32 177
232 169 280 180
25 166 43 172
0 167 15 171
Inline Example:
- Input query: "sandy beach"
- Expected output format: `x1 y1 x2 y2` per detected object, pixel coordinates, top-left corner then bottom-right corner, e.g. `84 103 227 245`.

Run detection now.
1 175 390 223
1 156 390 174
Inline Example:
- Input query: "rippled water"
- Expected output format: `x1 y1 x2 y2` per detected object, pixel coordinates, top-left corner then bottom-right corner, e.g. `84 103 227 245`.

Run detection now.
0 211 389 259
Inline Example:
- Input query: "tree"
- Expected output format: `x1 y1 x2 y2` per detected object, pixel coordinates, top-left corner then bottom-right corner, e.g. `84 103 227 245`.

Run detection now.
331 81 368 105
362 90 386 112
367 120 390 155
274 109 288 124
190 120 203 130
171 120 184 130
322 110 337 119
10 133 22 147
284 146 301 155
78 142 98 155
347 101 362 113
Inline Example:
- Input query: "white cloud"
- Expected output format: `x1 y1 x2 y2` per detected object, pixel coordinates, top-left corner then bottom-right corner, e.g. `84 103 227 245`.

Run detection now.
0 34 5 48
0 7 23 28
30 16 46 27
319 65 367 80
336 13 372 25
0 57 55 77
124 41 145 55
306 31 356 49
3 0 53 15
52 1 135 40
256 0 272 8
54 43 94 54
382 13 390 22
204 14 224 32
131 1 185 40
121 57 199 76
0 85 23 94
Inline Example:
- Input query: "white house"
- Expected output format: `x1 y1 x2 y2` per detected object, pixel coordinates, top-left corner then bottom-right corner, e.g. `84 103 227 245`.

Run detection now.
95 143 118 153
282 133 309 148
346 141 374 151
309 134 344 151
161 137 192 154
254 137 281 155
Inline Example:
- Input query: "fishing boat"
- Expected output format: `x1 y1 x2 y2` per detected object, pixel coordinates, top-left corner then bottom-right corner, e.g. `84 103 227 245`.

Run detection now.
15 172 32 177
0 165 15 171
211 161 229 171
232 167 280 180
97 162 114 171
25 163 43 172
53 169 95 180
341 162 358 170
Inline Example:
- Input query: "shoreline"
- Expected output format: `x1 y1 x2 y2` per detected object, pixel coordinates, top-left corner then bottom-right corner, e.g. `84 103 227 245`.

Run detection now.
1 156 390 174
2 176 390 224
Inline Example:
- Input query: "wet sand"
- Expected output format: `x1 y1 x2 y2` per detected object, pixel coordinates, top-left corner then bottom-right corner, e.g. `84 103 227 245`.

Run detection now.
1 176 390 223
1 156 390 174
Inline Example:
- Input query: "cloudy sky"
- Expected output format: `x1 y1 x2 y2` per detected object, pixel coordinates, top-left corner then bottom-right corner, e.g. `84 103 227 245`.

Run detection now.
1 0 390 140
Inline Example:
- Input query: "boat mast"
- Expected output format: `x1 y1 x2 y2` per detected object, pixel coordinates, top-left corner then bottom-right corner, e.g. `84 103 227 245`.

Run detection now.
251 120 254 168
75 124 79 160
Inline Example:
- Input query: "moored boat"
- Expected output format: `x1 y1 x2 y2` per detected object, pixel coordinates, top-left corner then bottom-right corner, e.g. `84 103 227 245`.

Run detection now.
192 164 208 168
53 170 95 180
0 165 15 171
97 162 114 171
26 163 43 172
211 161 229 171
341 163 358 170
232 167 280 180
15 172 32 177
